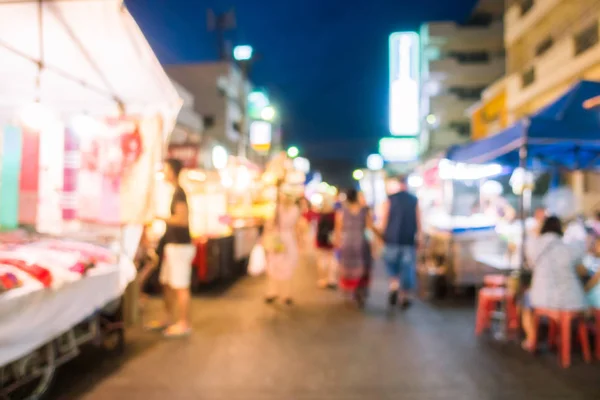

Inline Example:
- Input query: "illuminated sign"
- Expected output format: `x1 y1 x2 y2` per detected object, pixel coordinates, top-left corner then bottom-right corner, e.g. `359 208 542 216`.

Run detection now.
248 90 270 120
249 120 272 152
378 137 419 162
389 32 420 136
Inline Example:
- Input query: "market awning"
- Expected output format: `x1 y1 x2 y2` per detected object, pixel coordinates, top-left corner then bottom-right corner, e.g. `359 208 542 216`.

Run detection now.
447 80 600 170
0 0 180 124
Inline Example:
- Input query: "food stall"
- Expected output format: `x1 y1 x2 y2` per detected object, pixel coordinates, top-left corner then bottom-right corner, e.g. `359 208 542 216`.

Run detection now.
0 1 180 397
414 155 507 293
447 80 600 275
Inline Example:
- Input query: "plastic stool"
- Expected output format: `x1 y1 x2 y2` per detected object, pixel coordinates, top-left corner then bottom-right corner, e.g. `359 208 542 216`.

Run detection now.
531 309 592 368
475 287 506 336
594 309 600 360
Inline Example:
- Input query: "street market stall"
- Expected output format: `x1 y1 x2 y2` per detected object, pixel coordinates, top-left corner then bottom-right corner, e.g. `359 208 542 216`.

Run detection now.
414 154 506 293
0 0 180 397
447 80 600 273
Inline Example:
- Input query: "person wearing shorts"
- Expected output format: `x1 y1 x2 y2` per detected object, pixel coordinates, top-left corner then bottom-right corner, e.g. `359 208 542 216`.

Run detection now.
380 175 421 309
154 158 195 338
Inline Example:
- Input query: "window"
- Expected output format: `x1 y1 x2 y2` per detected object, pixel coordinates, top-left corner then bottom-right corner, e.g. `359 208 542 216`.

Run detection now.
449 121 471 137
519 0 534 16
574 22 599 56
203 115 215 128
535 37 553 57
448 86 485 100
521 67 535 88
461 12 493 27
448 51 490 64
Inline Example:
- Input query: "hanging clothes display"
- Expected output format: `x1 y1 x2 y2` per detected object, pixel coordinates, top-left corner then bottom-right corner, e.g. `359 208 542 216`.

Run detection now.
118 115 162 225
0 126 22 229
37 122 65 234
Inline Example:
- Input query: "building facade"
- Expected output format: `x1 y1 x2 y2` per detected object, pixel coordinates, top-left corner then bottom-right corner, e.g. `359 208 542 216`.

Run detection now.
420 0 505 154
471 0 600 212
167 62 251 164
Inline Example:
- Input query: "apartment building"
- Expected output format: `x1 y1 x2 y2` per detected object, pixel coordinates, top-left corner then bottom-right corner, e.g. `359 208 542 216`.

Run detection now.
167 62 251 162
419 0 505 155
472 0 600 211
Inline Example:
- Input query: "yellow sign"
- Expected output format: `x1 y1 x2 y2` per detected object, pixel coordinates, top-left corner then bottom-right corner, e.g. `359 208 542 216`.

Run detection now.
470 89 507 140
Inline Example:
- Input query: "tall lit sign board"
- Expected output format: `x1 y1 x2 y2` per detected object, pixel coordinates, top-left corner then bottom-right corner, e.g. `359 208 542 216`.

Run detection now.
250 120 272 153
389 32 420 136
379 137 419 162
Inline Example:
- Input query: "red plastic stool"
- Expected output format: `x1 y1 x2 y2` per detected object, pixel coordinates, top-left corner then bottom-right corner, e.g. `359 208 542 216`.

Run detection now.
483 274 507 288
475 287 507 336
594 309 600 360
531 309 592 368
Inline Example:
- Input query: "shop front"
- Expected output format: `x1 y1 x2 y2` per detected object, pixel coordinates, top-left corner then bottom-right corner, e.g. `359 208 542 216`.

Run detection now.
0 1 180 397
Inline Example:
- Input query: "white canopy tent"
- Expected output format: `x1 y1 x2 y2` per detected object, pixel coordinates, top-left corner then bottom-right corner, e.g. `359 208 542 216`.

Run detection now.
0 0 181 134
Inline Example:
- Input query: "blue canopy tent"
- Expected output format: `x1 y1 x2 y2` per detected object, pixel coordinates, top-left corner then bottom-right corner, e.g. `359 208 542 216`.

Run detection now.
447 80 600 170
446 80 600 274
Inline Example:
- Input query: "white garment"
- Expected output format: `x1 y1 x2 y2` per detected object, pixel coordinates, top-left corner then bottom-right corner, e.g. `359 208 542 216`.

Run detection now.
527 233 587 310
159 243 196 289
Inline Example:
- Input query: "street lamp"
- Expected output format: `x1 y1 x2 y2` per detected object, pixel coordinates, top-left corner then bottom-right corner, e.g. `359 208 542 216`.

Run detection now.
233 45 253 61
366 154 384 171
287 146 299 158
261 106 276 121
352 169 364 181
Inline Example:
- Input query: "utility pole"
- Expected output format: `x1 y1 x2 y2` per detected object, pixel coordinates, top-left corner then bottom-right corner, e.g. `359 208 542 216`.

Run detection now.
207 9 236 60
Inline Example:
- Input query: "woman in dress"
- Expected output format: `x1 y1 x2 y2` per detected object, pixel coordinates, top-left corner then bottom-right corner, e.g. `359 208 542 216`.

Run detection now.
265 191 302 305
521 216 588 350
334 188 375 307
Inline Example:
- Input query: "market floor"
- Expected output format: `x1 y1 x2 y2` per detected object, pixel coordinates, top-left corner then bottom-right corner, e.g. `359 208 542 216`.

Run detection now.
51 254 600 400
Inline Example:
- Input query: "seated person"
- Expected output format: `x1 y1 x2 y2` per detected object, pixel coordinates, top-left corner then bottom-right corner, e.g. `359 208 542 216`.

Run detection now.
583 237 600 308
521 216 588 350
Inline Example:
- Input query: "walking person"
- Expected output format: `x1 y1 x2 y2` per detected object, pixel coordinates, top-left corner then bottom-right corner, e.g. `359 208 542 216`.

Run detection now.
315 198 337 289
334 188 375 307
265 190 302 305
380 175 421 310
148 158 195 337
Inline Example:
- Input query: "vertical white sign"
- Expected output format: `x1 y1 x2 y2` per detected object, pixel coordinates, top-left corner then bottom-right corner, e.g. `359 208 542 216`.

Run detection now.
389 32 420 136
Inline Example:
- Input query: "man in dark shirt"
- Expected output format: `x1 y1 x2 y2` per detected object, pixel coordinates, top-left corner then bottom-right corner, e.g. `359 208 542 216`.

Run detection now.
380 175 422 309
156 158 195 337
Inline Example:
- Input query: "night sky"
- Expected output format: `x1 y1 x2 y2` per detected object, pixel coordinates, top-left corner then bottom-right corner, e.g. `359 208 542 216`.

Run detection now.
126 0 478 185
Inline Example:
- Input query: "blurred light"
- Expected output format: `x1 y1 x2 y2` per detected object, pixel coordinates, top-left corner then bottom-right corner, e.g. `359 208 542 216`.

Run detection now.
70 114 105 137
293 157 310 173
378 137 419 162
235 166 251 191
353 169 364 180
481 180 503 196
327 186 338 196
366 154 384 171
250 121 272 152
389 32 420 136
19 102 56 132
220 171 233 188
310 193 324 206
426 114 437 125
156 171 165 180
408 175 424 188
233 45 253 61
248 91 269 107
287 146 299 158
318 182 330 192
438 159 504 181
261 106 276 121
212 145 228 170
187 170 207 182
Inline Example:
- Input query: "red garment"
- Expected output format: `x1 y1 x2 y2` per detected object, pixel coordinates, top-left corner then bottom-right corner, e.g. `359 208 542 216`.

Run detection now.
302 210 318 222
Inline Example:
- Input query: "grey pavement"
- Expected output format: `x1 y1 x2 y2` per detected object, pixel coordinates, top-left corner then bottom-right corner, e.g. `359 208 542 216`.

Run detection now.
50 255 600 400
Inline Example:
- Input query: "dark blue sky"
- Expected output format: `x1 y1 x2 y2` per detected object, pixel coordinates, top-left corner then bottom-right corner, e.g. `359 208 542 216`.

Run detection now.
126 0 477 183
